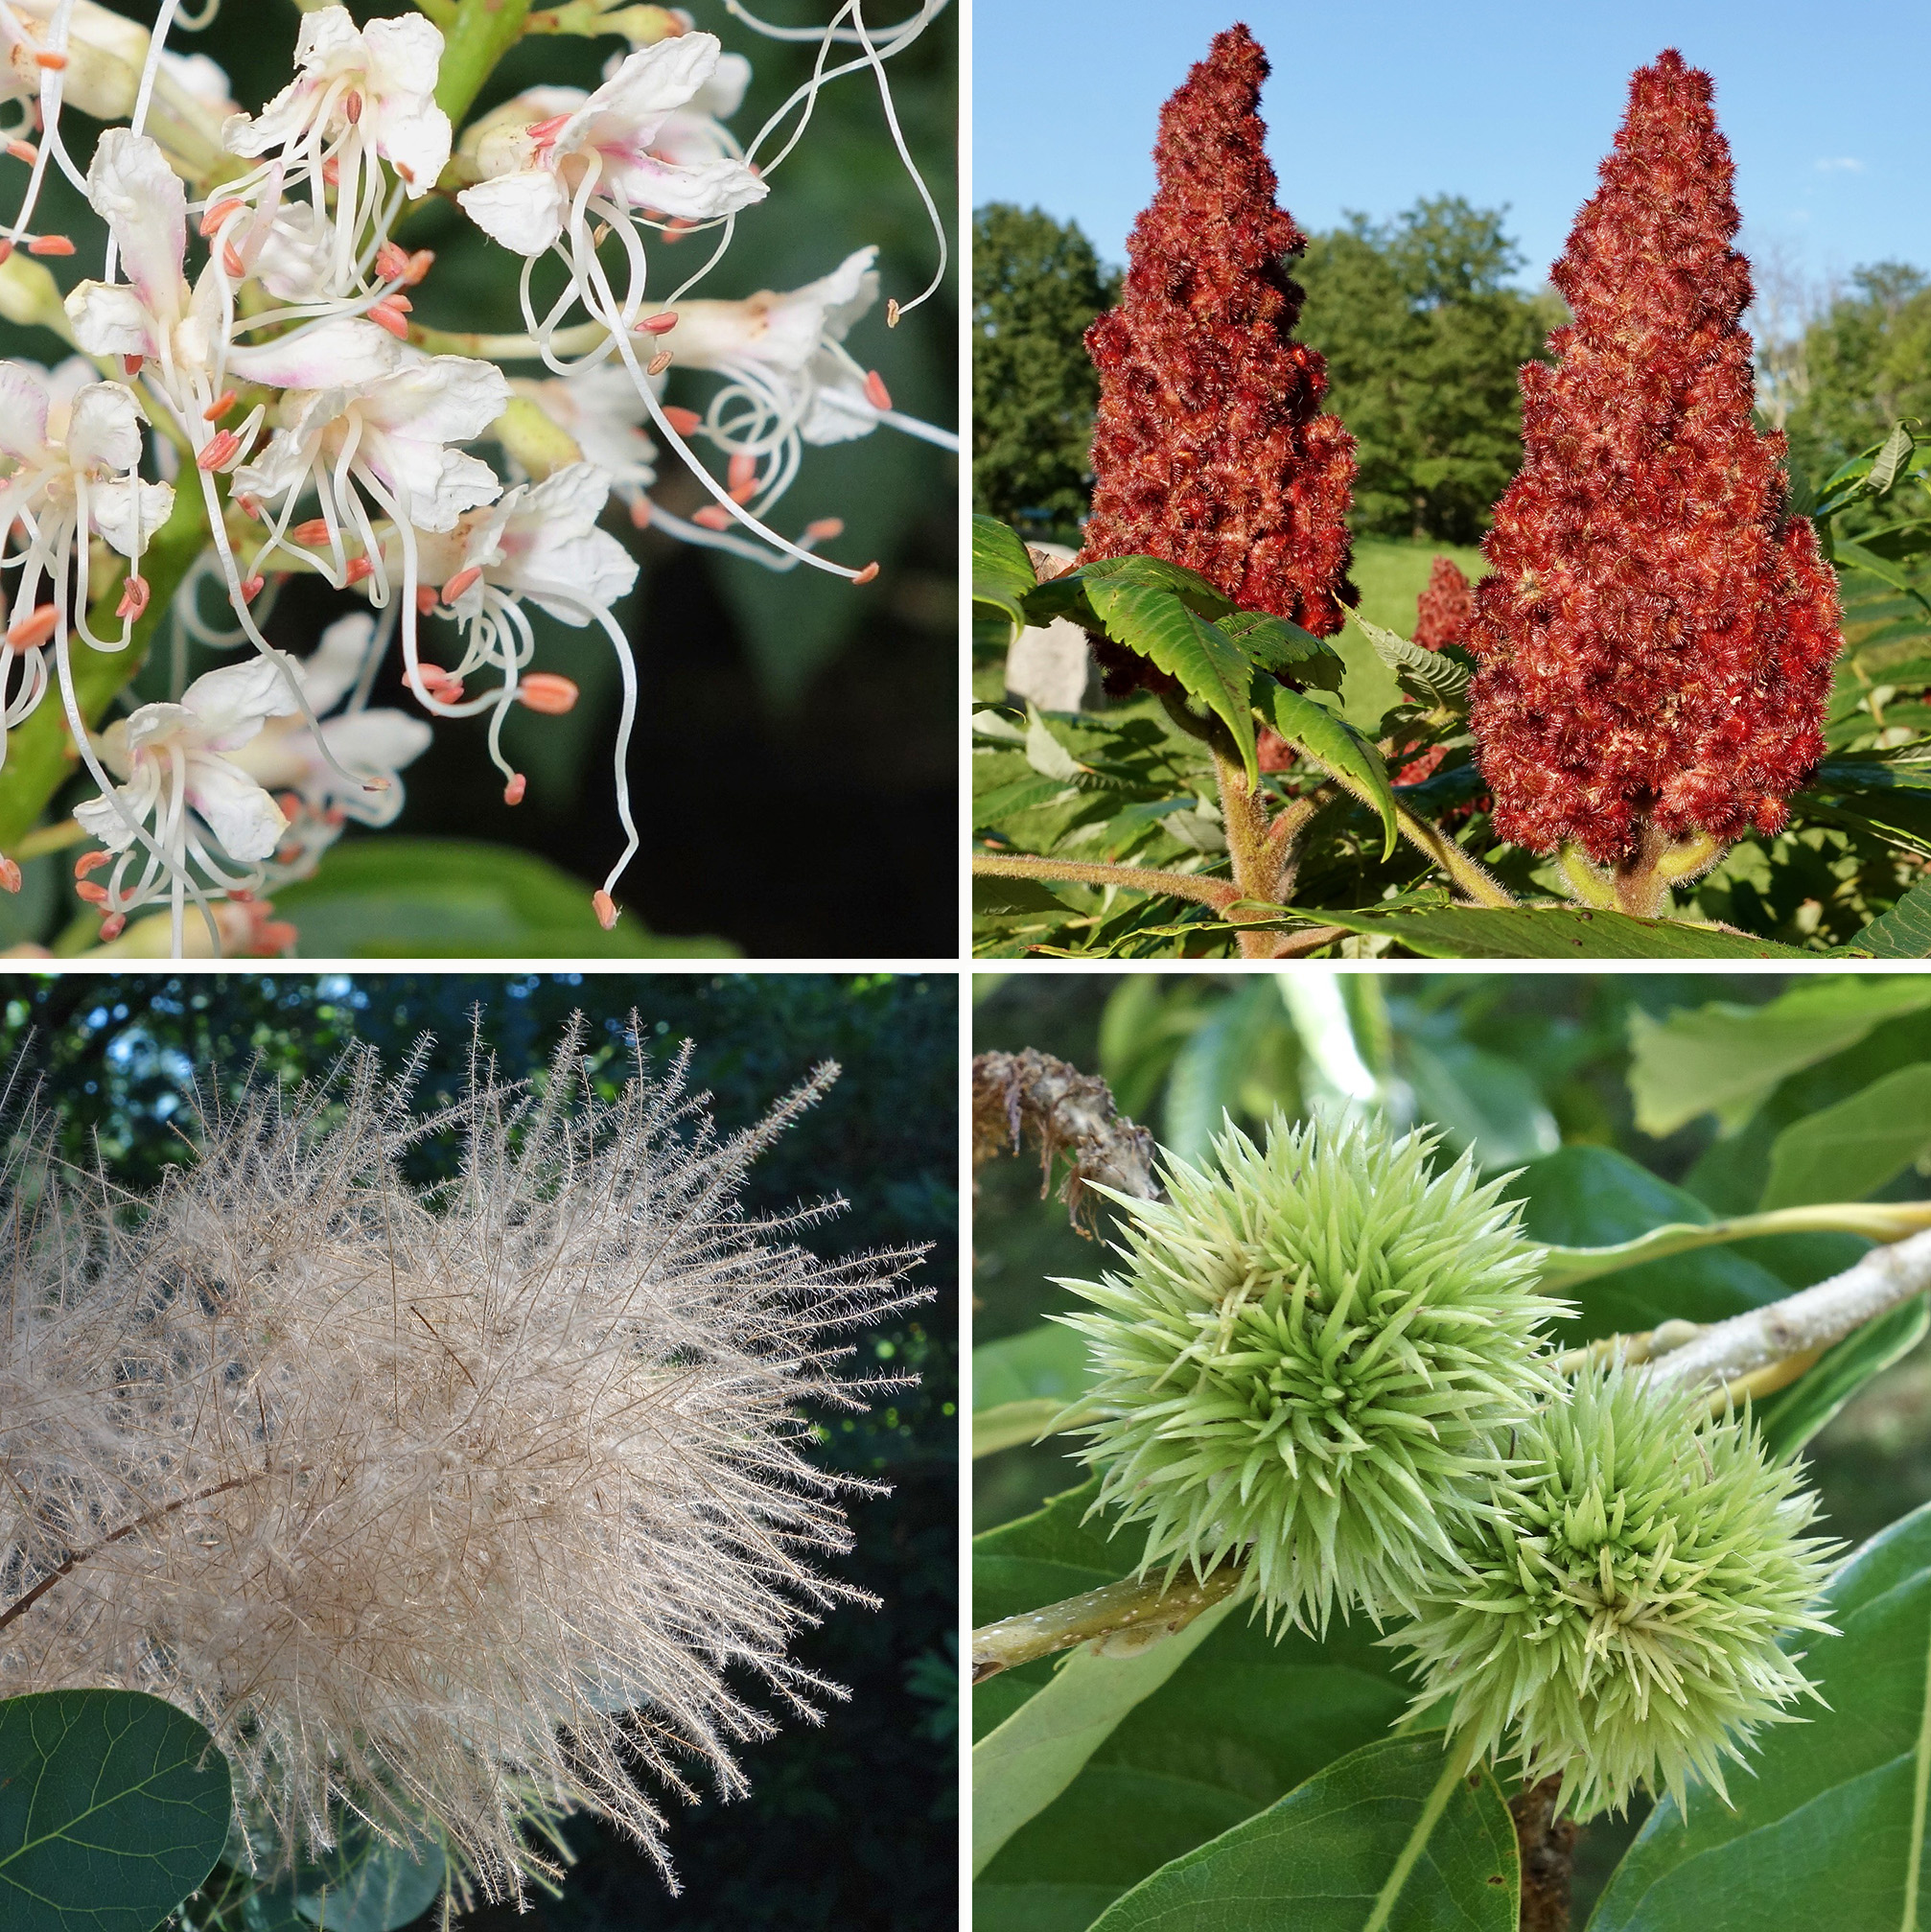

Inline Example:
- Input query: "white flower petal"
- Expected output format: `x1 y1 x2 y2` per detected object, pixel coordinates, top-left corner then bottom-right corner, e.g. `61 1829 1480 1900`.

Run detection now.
359 357 510 447
85 130 185 326
690 52 751 122
514 528 638 625
185 751 288 860
75 783 144 851
65 281 153 361
299 612 378 715
458 171 566 256
603 151 766 222
64 383 144 474
371 441 501 533
319 707 431 780
586 34 725 132
182 654 304 748
230 428 315 507
227 317 403 390
519 460 612 539
0 361 50 461
362 13 444 108
89 477 174 558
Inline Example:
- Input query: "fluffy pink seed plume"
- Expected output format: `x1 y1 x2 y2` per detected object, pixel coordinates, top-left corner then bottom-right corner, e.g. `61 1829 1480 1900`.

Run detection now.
0 1024 928 1906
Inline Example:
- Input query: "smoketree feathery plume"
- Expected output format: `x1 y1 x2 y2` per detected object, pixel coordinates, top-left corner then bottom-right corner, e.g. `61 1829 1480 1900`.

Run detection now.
1079 24 1358 635
0 1027 925 1904
1466 50 1841 877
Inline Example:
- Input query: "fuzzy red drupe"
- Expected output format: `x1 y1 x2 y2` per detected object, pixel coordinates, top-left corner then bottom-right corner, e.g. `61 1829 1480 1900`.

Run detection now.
1467 50 1842 873
1414 556 1475 652
1079 23 1358 657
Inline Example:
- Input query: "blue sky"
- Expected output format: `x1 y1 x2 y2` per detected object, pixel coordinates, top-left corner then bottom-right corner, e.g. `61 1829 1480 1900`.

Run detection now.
970 1 1929 308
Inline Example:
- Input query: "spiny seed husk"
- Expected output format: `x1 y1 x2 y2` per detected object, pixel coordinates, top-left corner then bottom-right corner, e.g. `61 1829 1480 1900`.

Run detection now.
1389 1364 1839 1820
1059 1115 1561 1629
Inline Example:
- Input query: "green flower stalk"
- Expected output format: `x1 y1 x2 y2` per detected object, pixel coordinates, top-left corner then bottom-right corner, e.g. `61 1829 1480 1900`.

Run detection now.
1059 1116 1560 1630
1391 1365 1838 1820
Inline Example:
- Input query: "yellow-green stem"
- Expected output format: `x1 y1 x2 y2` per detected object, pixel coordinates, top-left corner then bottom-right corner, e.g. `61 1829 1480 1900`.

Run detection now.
434 0 536 128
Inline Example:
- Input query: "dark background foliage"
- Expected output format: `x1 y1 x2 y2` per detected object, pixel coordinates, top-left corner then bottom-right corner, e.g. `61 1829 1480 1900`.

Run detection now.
0 2 957 957
0 969 957 1932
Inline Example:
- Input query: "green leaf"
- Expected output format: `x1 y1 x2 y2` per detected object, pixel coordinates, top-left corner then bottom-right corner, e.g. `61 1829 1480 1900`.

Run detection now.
973 875 1075 921
250 1826 446 1932
1022 554 1234 629
272 839 731 958
1861 877 1931 957
973 516 1037 653
1401 1038 1559 1171
1081 1736 1516 1932
1833 536 1931 611
1590 1500 1931 1932
975 1489 1418 1932
1757 1296 1931 1459
1218 610 1345 692
1869 418 1919 497
1300 904 1815 960
0 1689 233 1932
1514 1146 1808 1340
1260 683 1397 860
1351 616 1473 709
1759 1063 1931 1209
1627 977 1931 1136
971 1597 1237 1875
975 1324 1096 1413
1083 584 1260 784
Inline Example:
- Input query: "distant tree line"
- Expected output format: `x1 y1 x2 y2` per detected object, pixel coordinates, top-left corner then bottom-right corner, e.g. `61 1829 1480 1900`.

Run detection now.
975 197 1931 554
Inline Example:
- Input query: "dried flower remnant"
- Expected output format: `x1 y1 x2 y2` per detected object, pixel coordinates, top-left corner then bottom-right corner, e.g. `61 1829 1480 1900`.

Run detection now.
1466 51 1842 912
0 1026 926 1902
1079 24 1358 660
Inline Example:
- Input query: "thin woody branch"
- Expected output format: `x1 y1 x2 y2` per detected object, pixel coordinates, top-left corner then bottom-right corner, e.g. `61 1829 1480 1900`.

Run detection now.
971 1562 1241 1682
972 851 1241 913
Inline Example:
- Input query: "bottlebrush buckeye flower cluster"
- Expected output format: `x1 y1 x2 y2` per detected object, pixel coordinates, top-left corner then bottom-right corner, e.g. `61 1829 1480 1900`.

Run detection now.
1466 50 1841 876
1391 1366 1838 1821
1059 1115 1560 1631
1079 24 1357 653
0 0 954 956
0 1025 927 1903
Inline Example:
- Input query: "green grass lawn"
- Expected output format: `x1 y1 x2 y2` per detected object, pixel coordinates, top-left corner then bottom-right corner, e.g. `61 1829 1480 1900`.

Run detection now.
1348 533 1488 635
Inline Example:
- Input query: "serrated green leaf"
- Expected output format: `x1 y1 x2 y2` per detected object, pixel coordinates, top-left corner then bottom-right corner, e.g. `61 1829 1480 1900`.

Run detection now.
1868 419 1919 497
1218 610 1345 692
1024 708 1085 781
273 840 731 958
1301 904 1815 960
1083 584 1260 784
1352 616 1473 708
1759 1063 1931 1209
1860 876 1931 957
1260 682 1397 860
1590 1500 1931 1932
972 875 1076 921
1834 536 1931 612
0 1689 233 1932
1022 554 1233 630
1757 1296 1930 1460
974 516 1038 652
1082 1735 1517 1932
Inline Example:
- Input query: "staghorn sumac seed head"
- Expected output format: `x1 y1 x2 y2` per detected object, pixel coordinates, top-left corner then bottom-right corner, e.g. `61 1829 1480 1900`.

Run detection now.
1466 51 1842 868
1078 24 1359 643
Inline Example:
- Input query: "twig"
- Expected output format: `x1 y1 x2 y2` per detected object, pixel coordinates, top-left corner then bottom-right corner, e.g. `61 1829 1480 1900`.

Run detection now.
971 851 1239 913
1643 1227 1931 1393
971 1563 1241 1683
0 1475 249 1634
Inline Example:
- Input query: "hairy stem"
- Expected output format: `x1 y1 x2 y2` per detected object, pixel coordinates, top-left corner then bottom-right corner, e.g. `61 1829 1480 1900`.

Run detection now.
970 1563 1241 1683
972 851 1240 913
1313 757 1515 907
434 0 536 128
0 477 210 852
1644 1227 1931 1393
1211 746 1286 957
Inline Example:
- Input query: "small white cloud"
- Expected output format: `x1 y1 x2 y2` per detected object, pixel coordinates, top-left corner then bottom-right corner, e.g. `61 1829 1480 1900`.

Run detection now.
1815 156 1866 174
